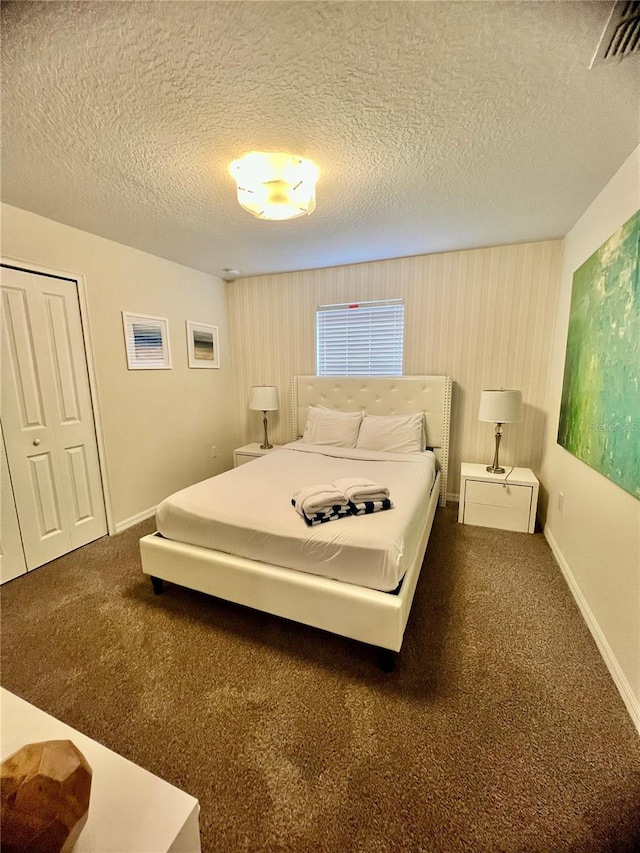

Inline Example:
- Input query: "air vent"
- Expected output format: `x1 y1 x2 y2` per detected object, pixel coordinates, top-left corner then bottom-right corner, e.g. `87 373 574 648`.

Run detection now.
590 1 640 66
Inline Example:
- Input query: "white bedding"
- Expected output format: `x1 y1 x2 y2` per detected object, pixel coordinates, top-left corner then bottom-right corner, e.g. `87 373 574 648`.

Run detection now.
155 442 437 592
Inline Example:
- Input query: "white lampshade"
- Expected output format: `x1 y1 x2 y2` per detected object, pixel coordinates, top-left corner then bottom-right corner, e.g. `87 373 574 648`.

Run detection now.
229 152 319 221
249 385 279 412
478 389 523 423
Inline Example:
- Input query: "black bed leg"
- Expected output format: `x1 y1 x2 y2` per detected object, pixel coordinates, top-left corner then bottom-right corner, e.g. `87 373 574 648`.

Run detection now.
378 648 397 673
151 576 164 595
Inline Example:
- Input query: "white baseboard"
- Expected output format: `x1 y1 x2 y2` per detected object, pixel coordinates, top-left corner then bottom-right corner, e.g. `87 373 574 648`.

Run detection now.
446 492 460 505
115 507 156 533
544 525 640 737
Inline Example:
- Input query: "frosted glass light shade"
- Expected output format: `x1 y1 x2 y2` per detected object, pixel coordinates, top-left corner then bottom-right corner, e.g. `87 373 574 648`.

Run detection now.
478 389 523 423
229 152 319 220
249 385 279 411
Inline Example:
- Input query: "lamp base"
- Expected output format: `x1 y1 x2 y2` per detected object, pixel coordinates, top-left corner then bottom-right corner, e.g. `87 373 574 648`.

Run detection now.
486 424 506 474
260 412 272 450
486 465 506 474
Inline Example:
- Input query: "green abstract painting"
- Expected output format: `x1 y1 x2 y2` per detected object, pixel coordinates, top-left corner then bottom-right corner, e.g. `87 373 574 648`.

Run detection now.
558 209 640 500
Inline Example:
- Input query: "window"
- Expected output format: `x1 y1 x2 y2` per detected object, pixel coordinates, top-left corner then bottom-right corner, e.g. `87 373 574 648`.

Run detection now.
316 299 404 376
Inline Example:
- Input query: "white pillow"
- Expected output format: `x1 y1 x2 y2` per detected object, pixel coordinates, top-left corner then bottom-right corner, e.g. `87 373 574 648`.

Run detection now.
356 413 424 454
302 406 362 448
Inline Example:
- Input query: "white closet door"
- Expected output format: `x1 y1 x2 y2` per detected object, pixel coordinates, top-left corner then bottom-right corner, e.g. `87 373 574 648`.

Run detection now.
1 266 107 570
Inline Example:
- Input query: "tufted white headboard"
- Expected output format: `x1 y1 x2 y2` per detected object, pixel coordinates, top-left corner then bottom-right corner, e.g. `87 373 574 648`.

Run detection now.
290 375 452 507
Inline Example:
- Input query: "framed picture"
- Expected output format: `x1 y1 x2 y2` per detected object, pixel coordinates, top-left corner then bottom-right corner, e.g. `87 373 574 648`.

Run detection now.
186 321 220 368
558 208 639 500
122 312 171 370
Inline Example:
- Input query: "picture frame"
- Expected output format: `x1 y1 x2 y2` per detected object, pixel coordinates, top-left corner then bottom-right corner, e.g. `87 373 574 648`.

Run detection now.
558 208 639 500
186 321 220 369
122 312 171 370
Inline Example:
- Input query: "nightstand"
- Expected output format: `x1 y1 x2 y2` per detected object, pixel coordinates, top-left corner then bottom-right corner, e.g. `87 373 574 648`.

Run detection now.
458 463 539 533
233 443 283 467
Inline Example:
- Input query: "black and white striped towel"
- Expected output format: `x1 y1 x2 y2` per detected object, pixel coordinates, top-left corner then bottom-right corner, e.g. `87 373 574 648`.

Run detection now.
290 499 353 526
348 498 394 516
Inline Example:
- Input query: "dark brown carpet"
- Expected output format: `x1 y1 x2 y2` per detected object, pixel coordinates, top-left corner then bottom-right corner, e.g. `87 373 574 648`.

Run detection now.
1 507 639 852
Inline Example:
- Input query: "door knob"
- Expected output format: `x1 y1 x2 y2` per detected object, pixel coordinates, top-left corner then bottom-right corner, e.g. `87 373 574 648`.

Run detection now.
33 439 41 446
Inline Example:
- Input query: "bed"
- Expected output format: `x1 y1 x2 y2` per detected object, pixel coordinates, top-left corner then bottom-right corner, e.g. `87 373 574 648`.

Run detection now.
139 375 452 669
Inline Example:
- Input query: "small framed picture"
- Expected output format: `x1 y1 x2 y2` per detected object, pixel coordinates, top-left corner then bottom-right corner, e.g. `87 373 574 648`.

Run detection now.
122 312 171 370
186 321 220 368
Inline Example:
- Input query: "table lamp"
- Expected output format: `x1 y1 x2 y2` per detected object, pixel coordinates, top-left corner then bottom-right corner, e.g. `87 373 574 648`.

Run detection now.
249 385 279 449
478 389 523 474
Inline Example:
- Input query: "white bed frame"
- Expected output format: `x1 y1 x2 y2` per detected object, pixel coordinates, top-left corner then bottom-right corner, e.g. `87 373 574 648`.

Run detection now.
140 376 452 667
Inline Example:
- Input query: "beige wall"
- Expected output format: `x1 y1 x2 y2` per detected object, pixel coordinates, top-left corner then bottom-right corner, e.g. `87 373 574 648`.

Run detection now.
229 240 562 496
539 146 640 729
1 203 236 529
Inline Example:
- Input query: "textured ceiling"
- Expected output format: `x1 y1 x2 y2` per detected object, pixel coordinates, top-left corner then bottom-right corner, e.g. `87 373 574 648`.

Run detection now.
2 1 639 279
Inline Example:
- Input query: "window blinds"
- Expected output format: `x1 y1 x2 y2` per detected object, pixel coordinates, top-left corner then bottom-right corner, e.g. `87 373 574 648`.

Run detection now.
316 299 404 376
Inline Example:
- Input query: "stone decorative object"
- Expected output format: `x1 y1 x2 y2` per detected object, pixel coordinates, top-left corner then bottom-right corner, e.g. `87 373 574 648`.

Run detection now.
1 739 92 852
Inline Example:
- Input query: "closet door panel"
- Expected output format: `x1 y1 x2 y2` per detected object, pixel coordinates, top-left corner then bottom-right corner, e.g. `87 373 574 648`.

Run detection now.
65 444 95 523
37 277 106 548
2 285 46 428
1 270 71 567
45 291 82 423
0 423 28 583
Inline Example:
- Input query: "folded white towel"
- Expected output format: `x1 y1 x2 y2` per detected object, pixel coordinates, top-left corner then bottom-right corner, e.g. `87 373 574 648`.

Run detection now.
333 477 390 503
292 483 350 517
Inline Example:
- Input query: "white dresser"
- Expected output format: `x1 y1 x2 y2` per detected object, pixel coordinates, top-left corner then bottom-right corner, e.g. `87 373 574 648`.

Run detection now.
458 463 539 533
1 689 201 852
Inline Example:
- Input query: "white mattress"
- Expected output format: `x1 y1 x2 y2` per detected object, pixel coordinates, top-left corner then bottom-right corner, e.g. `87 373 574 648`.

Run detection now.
155 443 437 592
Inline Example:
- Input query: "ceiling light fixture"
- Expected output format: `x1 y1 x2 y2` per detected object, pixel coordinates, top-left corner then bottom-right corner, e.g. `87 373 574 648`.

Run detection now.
228 151 319 221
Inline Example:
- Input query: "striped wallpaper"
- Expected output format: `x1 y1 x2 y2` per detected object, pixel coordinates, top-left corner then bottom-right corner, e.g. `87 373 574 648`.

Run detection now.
228 239 563 497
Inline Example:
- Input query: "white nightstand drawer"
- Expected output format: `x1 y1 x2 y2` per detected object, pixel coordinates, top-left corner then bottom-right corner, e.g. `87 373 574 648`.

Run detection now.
465 480 532 510
463 502 531 533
